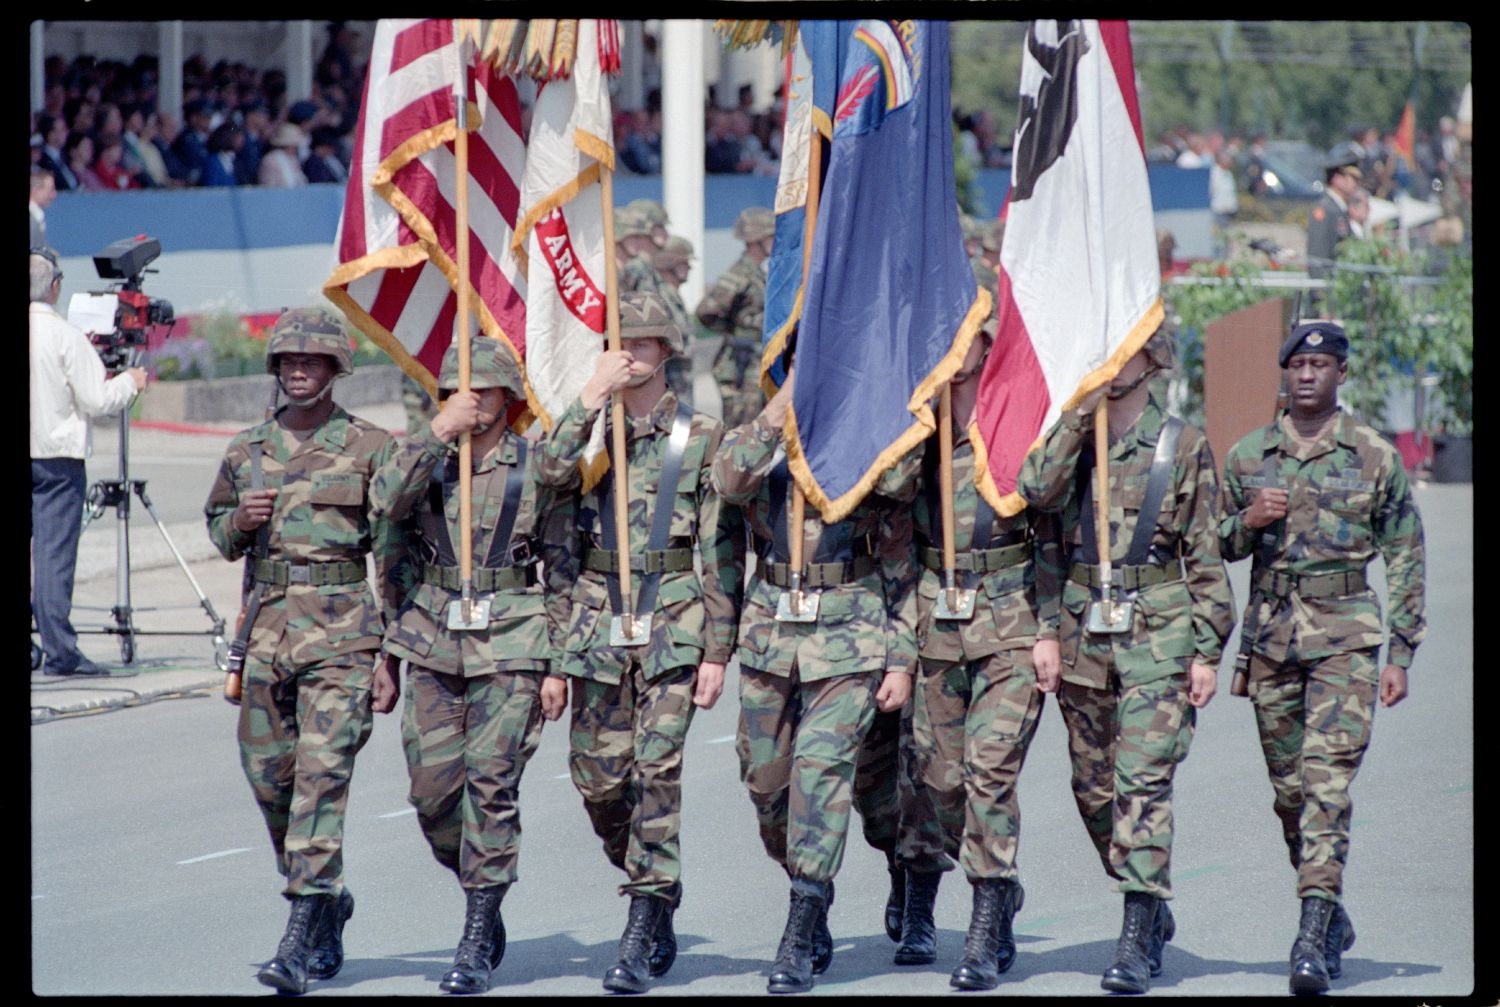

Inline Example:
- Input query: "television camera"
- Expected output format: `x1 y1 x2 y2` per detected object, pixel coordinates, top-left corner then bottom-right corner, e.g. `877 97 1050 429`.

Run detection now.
84 235 176 370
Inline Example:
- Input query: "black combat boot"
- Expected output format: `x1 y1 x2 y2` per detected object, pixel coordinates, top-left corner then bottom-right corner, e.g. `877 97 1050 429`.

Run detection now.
949 878 1024 990
306 889 354 980
257 894 321 995
767 879 830 994
1289 896 1336 995
439 885 508 994
1324 903 1355 979
811 880 835 975
893 870 943 965
647 883 682 978
1147 899 1175 977
603 894 666 994
884 851 906 942
1100 891 1159 994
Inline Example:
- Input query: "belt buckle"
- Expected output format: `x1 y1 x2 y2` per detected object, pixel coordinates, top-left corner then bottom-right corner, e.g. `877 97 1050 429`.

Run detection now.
508 539 533 567
287 565 310 585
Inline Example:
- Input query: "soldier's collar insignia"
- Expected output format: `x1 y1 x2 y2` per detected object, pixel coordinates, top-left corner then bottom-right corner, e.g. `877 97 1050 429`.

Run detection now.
1307 332 1324 345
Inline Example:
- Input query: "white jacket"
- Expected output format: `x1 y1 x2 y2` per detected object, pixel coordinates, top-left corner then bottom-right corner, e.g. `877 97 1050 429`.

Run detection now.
29 301 138 459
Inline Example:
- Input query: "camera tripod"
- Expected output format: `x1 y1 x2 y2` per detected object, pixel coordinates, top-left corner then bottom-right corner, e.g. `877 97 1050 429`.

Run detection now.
74 405 229 670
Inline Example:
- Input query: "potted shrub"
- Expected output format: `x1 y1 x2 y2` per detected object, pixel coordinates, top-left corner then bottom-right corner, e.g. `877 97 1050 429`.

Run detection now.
1426 251 1473 482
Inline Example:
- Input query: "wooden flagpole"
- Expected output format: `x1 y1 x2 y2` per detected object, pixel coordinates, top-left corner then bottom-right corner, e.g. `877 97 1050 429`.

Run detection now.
454 35 477 623
788 117 823 612
939 384 959 610
600 166 635 635
1094 400 1113 607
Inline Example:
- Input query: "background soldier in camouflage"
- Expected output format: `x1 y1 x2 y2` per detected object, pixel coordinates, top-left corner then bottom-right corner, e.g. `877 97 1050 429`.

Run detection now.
400 373 437 437
368 337 564 994
204 307 408 996
626 197 671 249
616 207 693 337
903 270 1064 989
695 206 771 429
1219 321 1425 996
653 235 697 405
712 365 919 995
1016 327 1235 994
538 291 744 994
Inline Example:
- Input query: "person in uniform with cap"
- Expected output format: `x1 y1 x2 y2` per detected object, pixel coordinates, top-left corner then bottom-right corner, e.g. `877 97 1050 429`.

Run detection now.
537 290 744 994
204 307 410 996
897 259 1063 988
1219 321 1425 996
1014 326 1235 995
695 205 772 428
368 337 568 994
1306 152 1363 309
710 346 920 995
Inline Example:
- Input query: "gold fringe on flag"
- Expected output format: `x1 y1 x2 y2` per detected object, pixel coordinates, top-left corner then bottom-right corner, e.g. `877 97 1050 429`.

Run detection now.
481 20 527 74
550 20 579 79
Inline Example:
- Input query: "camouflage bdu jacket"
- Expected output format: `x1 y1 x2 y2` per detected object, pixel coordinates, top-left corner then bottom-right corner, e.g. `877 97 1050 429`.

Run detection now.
913 435 1062 662
1220 412 1426 667
695 253 765 389
1017 395 1236 687
538 390 743 684
369 428 565 676
711 411 920 682
205 407 408 663
621 254 694 338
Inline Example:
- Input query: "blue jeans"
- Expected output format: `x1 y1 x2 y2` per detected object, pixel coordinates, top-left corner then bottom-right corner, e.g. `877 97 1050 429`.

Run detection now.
31 457 86 671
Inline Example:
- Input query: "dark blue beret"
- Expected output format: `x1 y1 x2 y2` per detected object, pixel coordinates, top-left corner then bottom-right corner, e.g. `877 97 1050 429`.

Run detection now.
1279 321 1349 367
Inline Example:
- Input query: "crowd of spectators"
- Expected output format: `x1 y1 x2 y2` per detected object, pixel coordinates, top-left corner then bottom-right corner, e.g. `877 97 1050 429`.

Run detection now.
30 22 365 195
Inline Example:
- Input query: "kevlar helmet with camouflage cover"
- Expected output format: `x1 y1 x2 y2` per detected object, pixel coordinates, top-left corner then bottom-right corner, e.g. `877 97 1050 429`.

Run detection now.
617 290 685 355
626 198 669 228
265 307 353 376
614 206 655 241
437 336 525 399
653 235 695 272
1143 324 1176 371
732 206 774 243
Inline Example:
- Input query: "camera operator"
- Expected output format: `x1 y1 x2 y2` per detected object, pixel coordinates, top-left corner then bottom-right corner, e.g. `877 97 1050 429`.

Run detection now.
30 246 146 676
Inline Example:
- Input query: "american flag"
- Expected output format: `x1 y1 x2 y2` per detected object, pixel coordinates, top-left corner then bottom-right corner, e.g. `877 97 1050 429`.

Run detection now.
324 19 530 411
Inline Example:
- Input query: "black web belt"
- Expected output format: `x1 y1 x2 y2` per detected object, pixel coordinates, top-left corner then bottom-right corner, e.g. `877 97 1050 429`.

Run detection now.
1254 567 1368 599
1075 415 1184 591
597 404 693 623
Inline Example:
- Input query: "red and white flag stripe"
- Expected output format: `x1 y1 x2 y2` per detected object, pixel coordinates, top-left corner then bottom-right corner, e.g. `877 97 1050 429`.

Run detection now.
324 19 532 416
973 19 1163 515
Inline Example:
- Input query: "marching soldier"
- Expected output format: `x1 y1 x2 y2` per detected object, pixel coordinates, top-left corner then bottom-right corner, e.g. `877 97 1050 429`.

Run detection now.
712 361 920 995
900 266 1063 989
617 206 693 339
368 337 566 994
653 235 697 404
204 307 408 996
1015 327 1236 995
1219 322 1425 995
626 196 671 250
538 291 744 994
695 205 771 429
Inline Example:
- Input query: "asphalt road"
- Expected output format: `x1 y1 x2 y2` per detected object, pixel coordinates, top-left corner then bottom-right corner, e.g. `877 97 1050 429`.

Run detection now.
32 456 1476 997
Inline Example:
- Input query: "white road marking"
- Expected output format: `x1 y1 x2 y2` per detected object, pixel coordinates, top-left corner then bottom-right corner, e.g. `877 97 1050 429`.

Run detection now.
379 808 417 819
554 772 572 780
705 734 736 745
177 847 252 865
32 895 44 901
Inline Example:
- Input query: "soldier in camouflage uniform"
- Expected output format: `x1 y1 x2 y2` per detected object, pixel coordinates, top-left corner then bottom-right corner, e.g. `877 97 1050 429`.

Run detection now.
538 291 744 994
626 197 671 249
401 373 437 437
695 206 771 429
899 265 1063 989
1016 327 1235 995
712 365 920 995
1219 322 1425 996
204 307 408 996
368 337 564 994
617 207 693 337
653 235 697 405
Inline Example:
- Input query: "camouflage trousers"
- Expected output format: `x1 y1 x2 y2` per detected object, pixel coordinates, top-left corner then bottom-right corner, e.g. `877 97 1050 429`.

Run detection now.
1056 670 1197 900
1248 649 1379 899
400 666 545 889
568 660 697 898
737 666 884 882
238 650 375 897
857 701 952 874
910 651 1046 880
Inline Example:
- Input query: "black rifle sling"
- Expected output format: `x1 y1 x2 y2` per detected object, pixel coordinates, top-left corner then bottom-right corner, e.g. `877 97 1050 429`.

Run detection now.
423 456 460 567
599 405 693 620
1078 415 1184 569
482 437 529 568
1125 416 1184 565
232 440 271 654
